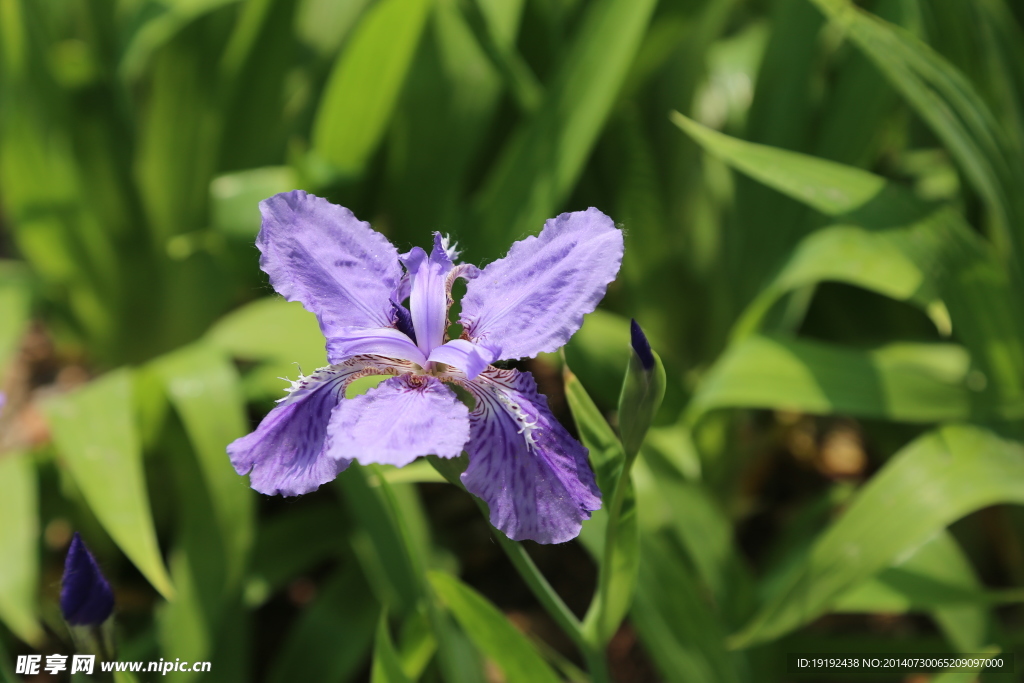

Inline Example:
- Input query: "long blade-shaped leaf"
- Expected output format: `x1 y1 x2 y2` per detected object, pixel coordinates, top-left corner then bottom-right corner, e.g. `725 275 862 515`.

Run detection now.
428 572 561 683
44 370 175 599
731 424 1024 647
689 335 981 424
0 452 41 645
470 0 657 256
151 344 254 589
805 0 1024 259
312 0 432 177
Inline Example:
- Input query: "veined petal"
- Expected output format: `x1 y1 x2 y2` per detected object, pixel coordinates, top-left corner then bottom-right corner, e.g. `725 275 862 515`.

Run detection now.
460 208 623 360
258 191 402 334
228 365 360 496
400 233 455 355
328 375 470 467
461 367 601 544
427 339 499 380
326 327 427 366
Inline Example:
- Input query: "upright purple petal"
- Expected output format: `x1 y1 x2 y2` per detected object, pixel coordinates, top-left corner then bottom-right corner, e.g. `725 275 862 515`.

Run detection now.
61 533 114 626
400 234 455 356
258 191 402 335
460 208 623 360
461 367 601 544
228 365 361 496
328 375 470 467
326 327 427 366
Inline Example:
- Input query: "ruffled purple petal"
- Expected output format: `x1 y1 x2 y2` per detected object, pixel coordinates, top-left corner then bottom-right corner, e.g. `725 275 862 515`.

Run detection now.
327 375 469 467
326 327 426 366
400 234 455 356
258 191 402 335
460 208 623 360
61 533 114 626
228 366 360 496
460 367 601 544
427 339 499 380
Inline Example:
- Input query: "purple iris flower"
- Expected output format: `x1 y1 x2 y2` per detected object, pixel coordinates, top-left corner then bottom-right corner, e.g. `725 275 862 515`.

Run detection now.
228 191 623 544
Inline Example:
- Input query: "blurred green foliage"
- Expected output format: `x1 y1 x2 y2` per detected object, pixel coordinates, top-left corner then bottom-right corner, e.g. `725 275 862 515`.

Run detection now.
2 0 1024 680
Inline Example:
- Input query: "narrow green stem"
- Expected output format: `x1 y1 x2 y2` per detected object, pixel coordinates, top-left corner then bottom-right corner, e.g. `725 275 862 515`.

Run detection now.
491 530 583 647
591 459 632 647
478 500 611 682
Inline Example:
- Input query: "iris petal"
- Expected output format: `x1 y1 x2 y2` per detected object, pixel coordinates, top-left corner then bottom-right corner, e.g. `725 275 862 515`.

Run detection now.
427 339 499 380
460 208 623 360
461 367 601 544
228 366 359 496
326 326 426 366
400 234 455 355
258 191 402 335
328 375 470 467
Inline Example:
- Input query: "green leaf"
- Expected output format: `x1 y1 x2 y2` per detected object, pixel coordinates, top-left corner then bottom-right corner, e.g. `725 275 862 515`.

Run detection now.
150 344 254 588
157 549 210 680
805 0 1024 260
671 112 930 226
689 334 979 424
0 452 41 645
119 0 241 82
633 535 742 683
267 564 379 683
371 611 413 683
563 369 623 494
206 297 325 365
732 223 951 340
312 0 433 177
210 167 298 238
470 0 658 256
670 115 1024 413
832 531 991 652
43 370 175 600
563 370 639 645
337 467 423 613
731 424 1024 648
428 572 561 683
0 261 30 377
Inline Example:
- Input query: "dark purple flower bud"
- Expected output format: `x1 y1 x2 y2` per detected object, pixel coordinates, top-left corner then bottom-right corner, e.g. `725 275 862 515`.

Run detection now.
630 319 655 371
61 533 114 626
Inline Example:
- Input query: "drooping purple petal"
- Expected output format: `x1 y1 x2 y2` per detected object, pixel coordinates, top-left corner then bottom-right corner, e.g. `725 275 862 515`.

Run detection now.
460 208 623 360
228 365 361 496
327 375 469 467
326 327 426 366
461 367 601 544
400 234 455 356
258 191 402 335
427 339 499 380
61 533 114 626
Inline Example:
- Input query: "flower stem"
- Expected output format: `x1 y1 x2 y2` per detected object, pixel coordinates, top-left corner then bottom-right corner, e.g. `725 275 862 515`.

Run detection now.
480 501 611 682
592 462 631 644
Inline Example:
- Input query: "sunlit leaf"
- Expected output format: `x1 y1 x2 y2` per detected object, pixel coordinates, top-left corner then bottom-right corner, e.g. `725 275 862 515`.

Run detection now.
44 370 175 600
0 452 41 645
428 572 561 683
371 611 413 683
689 335 980 424
564 370 639 644
471 0 658 256
312 0 433 177
731 424 1024 647
151 344 254 588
